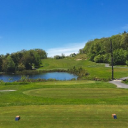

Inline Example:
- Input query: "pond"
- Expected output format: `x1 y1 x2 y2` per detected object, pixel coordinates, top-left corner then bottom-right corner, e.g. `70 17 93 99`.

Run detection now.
0 72 78 82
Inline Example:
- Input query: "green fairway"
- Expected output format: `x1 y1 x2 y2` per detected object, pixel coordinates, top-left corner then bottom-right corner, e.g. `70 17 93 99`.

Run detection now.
1 80 128 106
40 57 86 70
40 55 128 80
0 105 128 128
0 79 128 127
24 88 128 99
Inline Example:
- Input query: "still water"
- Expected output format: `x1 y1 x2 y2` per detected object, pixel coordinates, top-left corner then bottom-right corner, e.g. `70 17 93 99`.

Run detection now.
0 72 78 82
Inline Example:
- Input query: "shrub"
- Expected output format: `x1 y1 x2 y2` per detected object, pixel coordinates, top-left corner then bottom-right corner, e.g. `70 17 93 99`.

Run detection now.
126 60 128 66
0 80 4 85
94 54 104 63
68 66 89 78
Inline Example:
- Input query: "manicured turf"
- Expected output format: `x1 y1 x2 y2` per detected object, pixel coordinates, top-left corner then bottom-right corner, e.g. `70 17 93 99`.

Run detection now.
0 80 128 107
24 88 128 99
0 105 128 128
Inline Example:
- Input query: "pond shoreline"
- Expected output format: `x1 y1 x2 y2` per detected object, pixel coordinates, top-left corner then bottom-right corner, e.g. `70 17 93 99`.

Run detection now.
0 69 68 75
0 71 78 82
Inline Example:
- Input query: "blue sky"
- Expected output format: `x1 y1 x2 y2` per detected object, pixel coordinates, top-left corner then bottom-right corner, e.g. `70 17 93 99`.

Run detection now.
0 0 128 57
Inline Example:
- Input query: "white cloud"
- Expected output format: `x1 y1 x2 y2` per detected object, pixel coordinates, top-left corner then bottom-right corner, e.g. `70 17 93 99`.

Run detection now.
47 42 86 57
122 24 128 30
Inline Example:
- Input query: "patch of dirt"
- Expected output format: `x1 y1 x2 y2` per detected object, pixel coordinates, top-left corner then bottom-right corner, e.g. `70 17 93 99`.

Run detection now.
76 59 82 61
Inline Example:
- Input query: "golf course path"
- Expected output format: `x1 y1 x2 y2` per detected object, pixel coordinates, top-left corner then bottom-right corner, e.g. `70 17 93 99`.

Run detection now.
109 77 128 88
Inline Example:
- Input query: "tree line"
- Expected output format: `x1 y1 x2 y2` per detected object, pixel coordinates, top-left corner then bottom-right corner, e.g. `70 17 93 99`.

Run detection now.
54 53 77 59
80 31 128 65
0 49 47 72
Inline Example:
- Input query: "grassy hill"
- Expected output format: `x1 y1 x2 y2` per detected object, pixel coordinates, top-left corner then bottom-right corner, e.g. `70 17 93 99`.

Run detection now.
39 54 87 70
39 54 128 80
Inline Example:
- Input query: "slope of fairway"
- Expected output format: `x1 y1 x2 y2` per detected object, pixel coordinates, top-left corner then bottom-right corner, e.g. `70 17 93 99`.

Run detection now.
40 57 86 70
40 56 128 80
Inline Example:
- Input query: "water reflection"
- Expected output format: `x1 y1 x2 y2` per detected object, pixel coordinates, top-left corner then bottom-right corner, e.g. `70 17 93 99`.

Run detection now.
0 72 78 82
